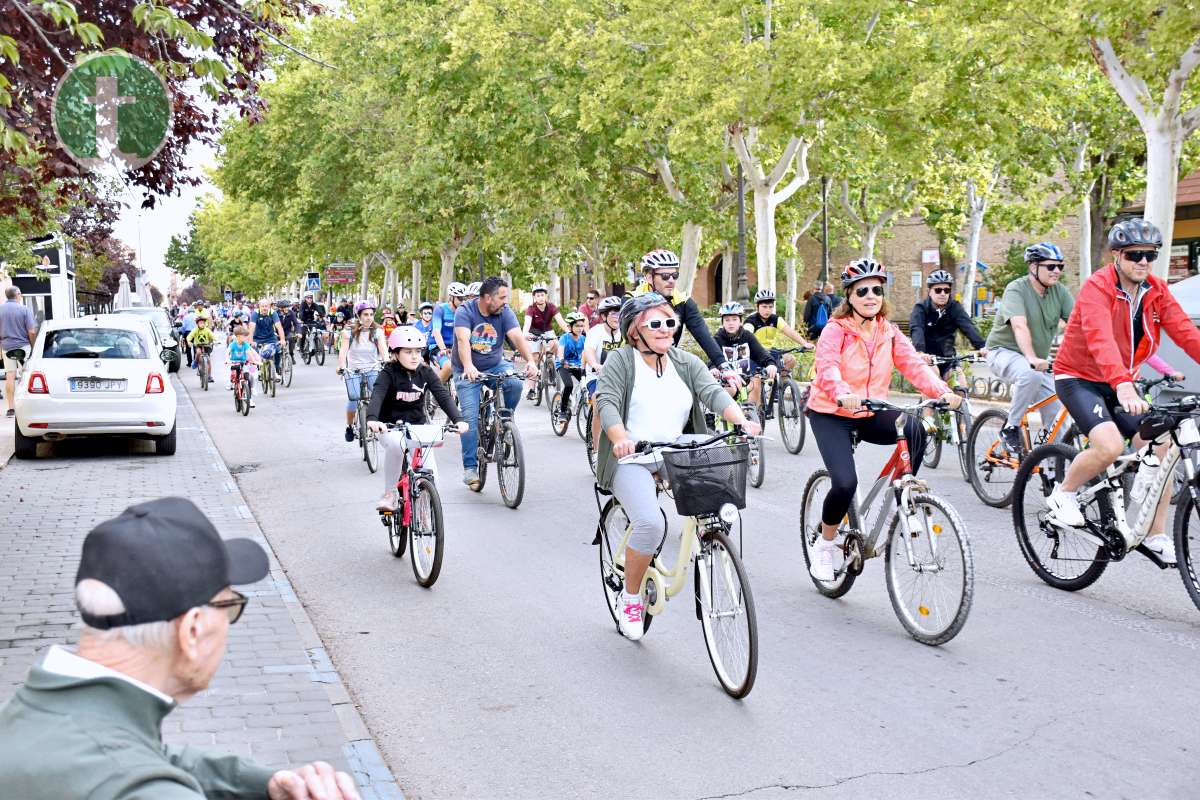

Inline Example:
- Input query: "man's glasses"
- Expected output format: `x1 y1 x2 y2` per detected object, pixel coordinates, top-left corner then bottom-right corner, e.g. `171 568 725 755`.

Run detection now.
1036 262 1065 272
1123 250 1159 264
653 271 680 282
930 287 951 295
421 310 433 316
854 285 885 298
208 590 248 624
641 317 679 331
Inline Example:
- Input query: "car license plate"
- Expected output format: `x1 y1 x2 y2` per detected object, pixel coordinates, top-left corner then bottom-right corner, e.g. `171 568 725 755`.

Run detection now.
70 378 127 392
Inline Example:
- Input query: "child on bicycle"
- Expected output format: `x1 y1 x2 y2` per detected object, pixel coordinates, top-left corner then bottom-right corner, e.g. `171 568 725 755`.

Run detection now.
187 313 217 367
227 325 261 405
711 302 777 407
555 312 588 418
367 327 468 512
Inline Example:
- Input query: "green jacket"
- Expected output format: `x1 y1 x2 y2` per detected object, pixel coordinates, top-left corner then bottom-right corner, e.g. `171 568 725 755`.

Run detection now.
594 345 735 490
0 662 275 799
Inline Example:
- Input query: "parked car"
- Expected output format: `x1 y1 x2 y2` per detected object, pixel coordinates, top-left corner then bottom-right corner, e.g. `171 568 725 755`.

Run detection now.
13 314 177 458
112 306 181 372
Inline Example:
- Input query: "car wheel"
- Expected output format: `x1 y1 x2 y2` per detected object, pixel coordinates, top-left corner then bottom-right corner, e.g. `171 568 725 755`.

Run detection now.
155 423 177 456
13 420 37 460
168 349 181 373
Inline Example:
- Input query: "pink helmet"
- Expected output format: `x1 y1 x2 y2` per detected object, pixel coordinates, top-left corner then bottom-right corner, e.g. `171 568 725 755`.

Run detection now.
388 326 427 350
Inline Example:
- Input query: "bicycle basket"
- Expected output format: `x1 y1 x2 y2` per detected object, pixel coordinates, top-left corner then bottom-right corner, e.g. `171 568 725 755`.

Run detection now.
659 441 749 517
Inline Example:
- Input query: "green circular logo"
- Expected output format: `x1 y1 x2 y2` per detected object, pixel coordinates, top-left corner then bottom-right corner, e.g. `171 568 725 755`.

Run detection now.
52 53 172 172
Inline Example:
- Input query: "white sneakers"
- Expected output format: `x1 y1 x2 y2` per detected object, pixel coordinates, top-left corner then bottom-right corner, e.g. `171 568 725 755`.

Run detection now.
376 490 397 513
809 536 844 583
616 590 646 641
1144 533 1178 565
1045 489 1085 528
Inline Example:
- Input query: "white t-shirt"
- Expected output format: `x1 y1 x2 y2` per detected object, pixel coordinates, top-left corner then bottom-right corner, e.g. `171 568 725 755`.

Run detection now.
346 327 384 371
626 354 693 444
584 323 622 379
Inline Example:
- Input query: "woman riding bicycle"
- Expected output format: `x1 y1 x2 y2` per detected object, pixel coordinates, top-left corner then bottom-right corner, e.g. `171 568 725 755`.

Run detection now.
337 302 389 443
595 293 761 641
366 327 468 512
807 258 961 582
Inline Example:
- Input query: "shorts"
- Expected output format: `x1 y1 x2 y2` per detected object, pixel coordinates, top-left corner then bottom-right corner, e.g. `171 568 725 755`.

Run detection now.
3 347 27 373
528 333 553 353
1055 377 1144 439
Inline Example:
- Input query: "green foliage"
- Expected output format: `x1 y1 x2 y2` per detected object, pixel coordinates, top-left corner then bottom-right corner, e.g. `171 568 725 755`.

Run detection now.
986 241 1030 295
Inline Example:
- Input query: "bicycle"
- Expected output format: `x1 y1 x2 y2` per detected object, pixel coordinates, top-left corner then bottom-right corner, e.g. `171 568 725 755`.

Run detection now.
714 366 767 489
469 371 525 508
549 370 585 438
378 421 456 587
346 368 381 473
528 332 558 408
231 364 253 417
764 346 811 455
278 344 294 389
799 398 975 645
255 343 278 399
195 344 213 391
583 400 599 475
594 430 758 697
921 353 984 479
300 323 327 366
1012 393 1200 612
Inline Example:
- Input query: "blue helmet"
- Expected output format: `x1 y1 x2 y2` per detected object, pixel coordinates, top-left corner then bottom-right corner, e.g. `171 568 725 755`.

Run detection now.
1023 242 1064 264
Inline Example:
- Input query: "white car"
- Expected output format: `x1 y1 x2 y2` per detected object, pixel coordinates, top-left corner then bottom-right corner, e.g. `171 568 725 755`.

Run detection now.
13 314 178 458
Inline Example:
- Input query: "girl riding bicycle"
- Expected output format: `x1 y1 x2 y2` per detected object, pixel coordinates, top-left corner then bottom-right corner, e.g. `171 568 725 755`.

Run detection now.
807 259 961 582
595 293 761 640
337 302 388 443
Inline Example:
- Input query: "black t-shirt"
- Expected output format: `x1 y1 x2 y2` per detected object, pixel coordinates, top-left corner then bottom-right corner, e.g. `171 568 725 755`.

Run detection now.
366 362 461 426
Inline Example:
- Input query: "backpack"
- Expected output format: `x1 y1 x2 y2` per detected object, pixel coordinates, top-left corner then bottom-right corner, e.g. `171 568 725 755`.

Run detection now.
812 297 830 330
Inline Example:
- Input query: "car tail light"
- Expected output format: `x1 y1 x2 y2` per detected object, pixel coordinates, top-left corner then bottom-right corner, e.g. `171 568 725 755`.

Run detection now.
29 422 48 429
145 373 165 394
27 372 48 394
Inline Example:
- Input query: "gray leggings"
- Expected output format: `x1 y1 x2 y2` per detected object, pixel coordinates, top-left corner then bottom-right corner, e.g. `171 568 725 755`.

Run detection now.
610 461 668 554
987 347 1059 428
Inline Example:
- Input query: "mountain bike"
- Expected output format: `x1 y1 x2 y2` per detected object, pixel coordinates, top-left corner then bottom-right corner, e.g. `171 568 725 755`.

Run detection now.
469 371 525 508
255 343 278 399
196 344 213 391
347 368 380 473
1012 393 1200 611
764 346 811 455
714 366 767 488
231 364 253 417
799 398 975 645
594 430 758 698
378 421 456 587
921 353 983 479
300 323 326 366
278 344 294 388
550 369 585 437
528 332 558 407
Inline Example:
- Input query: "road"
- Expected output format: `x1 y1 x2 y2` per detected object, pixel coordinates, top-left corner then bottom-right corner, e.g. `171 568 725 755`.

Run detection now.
185 349 1200 800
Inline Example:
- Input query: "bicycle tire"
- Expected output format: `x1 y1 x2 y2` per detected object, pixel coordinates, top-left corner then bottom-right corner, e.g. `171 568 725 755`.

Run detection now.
233 379 242 414
585 405 598 476
497 423 525 509
966 408 1018 508
549 391 569 436
922 421 942 469
385 512 406 557
884 492 974 645
281 352 293 388
1012 443 1108 591
955 404 972 482
575 393 588 441
777 379 805 455
315 337 326 366
696 527 758 698
799 469 858 598
241 376 252 416
747 406 765 488
410 476 445 587
301 338 312 365
199 355 209 391
596 498 654 636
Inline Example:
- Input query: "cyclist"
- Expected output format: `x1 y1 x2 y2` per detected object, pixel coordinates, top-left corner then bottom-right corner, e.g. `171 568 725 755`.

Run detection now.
432 283 468 382
712 302 777 407
743 289 812 371
633 249 726 369
465 282 482 302
806 259 960 582
414 302 436 361
909 269 987 379
554 311 588 418
249 298 286 378
583 296 625 447
1044 218 1200 562
186 312 217 369
985 242 1075 455
366 326 468 512
179 302 200 368
335 298 354 325
297 293 327 356
595 292 762 640
453 276 538 489
380 307 398 340
336 302 388 443
227 324 261 405
276 300 300 360
522 283 569 400
577 289 602 327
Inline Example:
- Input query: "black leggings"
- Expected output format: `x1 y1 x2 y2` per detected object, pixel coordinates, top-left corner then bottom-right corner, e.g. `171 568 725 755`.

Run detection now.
807 409 927 527
556 366 583 410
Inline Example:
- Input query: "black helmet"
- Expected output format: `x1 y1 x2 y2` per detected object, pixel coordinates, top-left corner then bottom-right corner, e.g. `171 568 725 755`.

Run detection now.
926 269 953 287
1108 218 1162 250
619 292 671 342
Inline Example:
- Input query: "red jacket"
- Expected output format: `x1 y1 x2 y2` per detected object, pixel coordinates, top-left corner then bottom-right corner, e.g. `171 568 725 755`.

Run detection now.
1055 264 1200 389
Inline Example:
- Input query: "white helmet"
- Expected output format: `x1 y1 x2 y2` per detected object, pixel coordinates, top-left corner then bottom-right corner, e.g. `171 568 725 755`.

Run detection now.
531 283 549 294
388 326 427 350
466 281 482 296
718 301 745 317
447 282 468 298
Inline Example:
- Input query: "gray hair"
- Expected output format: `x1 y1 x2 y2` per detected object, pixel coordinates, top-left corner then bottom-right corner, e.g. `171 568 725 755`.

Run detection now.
4 286 17 300
76 579 175 651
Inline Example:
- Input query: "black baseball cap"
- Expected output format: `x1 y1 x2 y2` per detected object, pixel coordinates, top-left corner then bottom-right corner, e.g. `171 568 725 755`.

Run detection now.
75 497 269 629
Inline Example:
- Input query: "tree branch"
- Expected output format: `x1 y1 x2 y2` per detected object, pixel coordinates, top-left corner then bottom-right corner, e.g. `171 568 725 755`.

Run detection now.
1183 103 1200 137
1164 37 1200 115
766 135 803 186
1088 37 1150 122
789 208 822 247
654 155 687 204
620 163 657 180
839 179 866 229
864 11 881 43
727 127 766 186
209 0 337 70
772 139 810 204
13 1 69 68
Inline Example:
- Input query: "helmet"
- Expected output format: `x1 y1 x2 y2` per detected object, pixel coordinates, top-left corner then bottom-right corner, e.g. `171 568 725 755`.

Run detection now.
196 311 210 321
303 293 313 300
597 295 622 314
531 283 549 294
387 326 427 350
466 281 482 296
754 289 776 303
276 299 292 309
926 269 954 287
419 301 435 312
1108 218 1162 250
447 282 468 298
564 311 586 326
641 249 680 271
619 292 672 341
1023 242 1064 264
840 258 887 290
718 301 745 317
355 301 375 314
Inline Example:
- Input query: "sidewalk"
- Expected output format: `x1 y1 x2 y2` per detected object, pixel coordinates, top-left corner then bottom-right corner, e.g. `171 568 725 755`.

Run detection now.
0 378 402 799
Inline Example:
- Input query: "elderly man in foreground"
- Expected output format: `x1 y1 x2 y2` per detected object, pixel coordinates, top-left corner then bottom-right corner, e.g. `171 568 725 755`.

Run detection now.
0 497 360 800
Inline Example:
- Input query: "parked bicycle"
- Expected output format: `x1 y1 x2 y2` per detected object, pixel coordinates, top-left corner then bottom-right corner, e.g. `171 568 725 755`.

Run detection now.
347 367 380 473
469 371 525 508
378 421 456 587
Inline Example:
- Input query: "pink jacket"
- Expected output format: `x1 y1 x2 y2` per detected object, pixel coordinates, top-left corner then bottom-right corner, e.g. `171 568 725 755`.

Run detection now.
808 316 949 417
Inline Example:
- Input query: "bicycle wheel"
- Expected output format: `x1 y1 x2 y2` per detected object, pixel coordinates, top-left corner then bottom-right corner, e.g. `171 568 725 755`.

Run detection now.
281 352 293 388
316 336 327 366
233 378 243 413
410 476 445 587
747 407 765 488
955 405 972 482
884 492 974 645
575 393 588 441
497 423 525 509
385 511 406 557
799 469 858 598
361 407 380 473
1012 443 1108 591
696 527 758 698
199 354 209 391
585 405 598 476
596 498 654 636
424 388 439 421
301 336 312 365
966 408 1018 508
241 376 252 416
777 379 805 455
922 418 942 469
549 391 569 436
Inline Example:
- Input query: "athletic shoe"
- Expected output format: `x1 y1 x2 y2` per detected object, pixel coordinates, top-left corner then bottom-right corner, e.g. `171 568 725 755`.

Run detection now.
1045 489 1085 528
249 400 256 409
4 409 13 418
525 389 536 401
376 491 397 513
1000 425 1024 456
463 469 480 490
617 590 646 641
344 425 354 443
1143 533 1177 565
809 536 839 582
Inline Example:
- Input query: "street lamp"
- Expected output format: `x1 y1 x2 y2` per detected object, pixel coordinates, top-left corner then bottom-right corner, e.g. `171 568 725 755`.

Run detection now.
736 162 749 302
821 176 830 284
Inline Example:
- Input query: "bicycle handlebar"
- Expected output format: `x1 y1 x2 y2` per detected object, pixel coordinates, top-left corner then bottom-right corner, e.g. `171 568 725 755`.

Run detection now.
632 428 745 455
1137 374 1182 394
838 397 950 415
382 421 461 434
467 370 519 383
769 345 814 356
929 353 984 366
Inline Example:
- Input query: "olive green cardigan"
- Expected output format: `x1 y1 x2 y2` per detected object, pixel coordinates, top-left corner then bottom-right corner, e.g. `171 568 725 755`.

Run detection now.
594 345 735 490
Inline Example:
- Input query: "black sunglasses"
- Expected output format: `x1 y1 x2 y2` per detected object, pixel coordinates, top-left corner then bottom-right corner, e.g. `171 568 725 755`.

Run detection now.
930 286 951 295
1123 250 1159 264
207 590 248 624
652 271 680 281
853 285 885 298
1036 261 1065 272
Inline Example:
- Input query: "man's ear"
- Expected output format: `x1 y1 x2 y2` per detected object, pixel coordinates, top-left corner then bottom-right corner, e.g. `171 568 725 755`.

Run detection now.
175 607 204 661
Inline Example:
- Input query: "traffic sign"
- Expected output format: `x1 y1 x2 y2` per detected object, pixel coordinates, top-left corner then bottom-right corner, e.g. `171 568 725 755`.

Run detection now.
305 271 321 291
326 262 358 285
224 289 233 302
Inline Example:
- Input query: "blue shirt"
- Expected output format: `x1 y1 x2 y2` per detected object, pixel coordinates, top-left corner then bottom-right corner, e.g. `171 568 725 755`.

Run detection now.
414 318 436 348
180 312 197 333
0 300 37 351
432 302 456 350
451 300 519 373
228 340 251 364
249 311 280 344
556 332 585 369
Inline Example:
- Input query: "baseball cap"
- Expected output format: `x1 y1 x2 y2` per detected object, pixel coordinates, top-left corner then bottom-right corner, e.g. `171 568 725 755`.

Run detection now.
75 497 269 629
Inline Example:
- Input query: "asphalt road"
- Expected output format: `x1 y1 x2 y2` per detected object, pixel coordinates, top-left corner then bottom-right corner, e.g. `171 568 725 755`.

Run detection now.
185 350 1200 800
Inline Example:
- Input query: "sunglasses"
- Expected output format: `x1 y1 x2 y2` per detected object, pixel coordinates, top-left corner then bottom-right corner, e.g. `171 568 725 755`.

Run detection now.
207 590 248 624
653 271 680 281
853 285 885 298
930 286 951 295
1123 250 1159 264
1036 262 1065 272
641 317 679 331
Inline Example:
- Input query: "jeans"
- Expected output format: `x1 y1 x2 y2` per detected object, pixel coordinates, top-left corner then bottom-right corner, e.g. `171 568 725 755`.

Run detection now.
987 347 1058 429
455 363 522 470
344 369 379 413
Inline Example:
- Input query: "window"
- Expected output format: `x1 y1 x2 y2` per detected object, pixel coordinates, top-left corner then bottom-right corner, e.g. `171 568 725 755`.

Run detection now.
43 328 149 359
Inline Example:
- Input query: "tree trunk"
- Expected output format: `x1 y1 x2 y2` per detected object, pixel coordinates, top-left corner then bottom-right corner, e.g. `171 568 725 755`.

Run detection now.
678 220 704 298
1090 176 1110 270
722 243 735 303
786 256 798 328
359 256 369 301
438 245 459 297
411 259 421 307
1078 189 1093 281
961 199 986 317
1143 122 1183 278
752 188 776 292
862 225 880 259
548 210 566 305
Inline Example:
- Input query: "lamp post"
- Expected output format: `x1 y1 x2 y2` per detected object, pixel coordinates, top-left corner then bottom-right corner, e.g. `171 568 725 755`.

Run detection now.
736 163 749 302
820 176 830 284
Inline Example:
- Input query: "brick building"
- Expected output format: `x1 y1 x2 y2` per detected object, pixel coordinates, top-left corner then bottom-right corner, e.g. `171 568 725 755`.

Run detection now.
1122 168 1200 282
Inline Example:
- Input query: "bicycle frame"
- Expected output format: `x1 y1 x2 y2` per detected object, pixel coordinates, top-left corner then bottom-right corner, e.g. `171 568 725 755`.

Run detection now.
983 392 1071 467
610 512 703 616
1073 440 1187 554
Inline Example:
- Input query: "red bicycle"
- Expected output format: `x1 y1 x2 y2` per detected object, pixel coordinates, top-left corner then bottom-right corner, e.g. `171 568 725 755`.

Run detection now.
231 364 253 417
378 421 455 587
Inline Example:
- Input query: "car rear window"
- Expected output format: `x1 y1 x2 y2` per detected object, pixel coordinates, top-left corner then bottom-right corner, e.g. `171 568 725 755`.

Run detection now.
43 328 149 359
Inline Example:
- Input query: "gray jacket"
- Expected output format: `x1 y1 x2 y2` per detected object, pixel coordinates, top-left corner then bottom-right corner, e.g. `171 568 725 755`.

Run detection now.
594 345 735 489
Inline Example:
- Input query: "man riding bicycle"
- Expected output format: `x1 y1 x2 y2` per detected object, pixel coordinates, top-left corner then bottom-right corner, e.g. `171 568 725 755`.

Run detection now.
633 249 727 369
1045 218 1200 563
910 269 987 379
522 283 568 400
297 293 327 353
984 242 1075 455
249 299 286 378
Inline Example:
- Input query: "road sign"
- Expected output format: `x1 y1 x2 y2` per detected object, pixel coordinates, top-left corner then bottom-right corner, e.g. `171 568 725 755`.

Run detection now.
224 289 233 302
326 262 358 285
305 272 321 291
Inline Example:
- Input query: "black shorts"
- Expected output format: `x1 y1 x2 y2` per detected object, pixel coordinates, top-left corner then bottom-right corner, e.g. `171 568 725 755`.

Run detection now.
1055 377 1145 439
